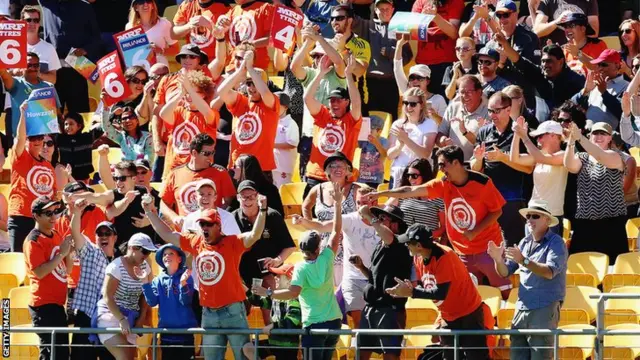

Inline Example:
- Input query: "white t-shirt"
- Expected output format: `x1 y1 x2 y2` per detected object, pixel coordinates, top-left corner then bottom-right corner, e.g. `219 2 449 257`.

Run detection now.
389 118 438 183
183 207 241 290
341 213 381 282
127 18 177 66
427 94 447 118
28 40 62 72
274 114 300 174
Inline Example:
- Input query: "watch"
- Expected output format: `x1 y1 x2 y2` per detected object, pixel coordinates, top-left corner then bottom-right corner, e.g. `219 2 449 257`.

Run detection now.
523 258 530 267
266 288 274 297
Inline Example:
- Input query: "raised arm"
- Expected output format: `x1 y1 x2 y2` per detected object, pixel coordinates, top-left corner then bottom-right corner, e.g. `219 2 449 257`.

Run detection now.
290 214 333 233
291 36 315 80
359 205 395 245
327 183 343 255
246 52 275 108
97 145 116 190
70 199 90 251
577 132 624 170
304 62 330 116
183 76 217 123
216 59 247 106
13 102 27 157
0 69 15 93
142 194 181 247
563 123 584 174
159 83 184 126
208 16 230 78
345 56 361 120
367 184 429 201
620 93 640 146
394 36 410 94
238 194 268 248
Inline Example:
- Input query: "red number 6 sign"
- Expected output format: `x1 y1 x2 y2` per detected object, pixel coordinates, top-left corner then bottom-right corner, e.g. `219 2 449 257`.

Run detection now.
0 21 27 69
97 51 132 107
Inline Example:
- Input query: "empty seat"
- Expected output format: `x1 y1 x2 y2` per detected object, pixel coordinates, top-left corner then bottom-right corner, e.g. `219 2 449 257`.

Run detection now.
405 298 439 329
604 323 640 358
566 273 597 288
567 252 609 285
10 332 40 360
9 286 31 308
602 274 640 293
613 252 640 274
558 324 596 360
284 251 304 264
477 285 501 317
0 252 28 285
563 286 600 323
279 182 306 217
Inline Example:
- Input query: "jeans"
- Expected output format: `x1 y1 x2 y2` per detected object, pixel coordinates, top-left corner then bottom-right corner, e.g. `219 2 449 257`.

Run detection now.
8 215 35 252
298 136 313 181
301 318 341 360
152 156 165 182
201 301 249 360
28 303 69 360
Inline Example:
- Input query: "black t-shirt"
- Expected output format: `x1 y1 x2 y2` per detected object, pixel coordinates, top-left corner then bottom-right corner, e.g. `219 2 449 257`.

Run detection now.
233 208 296 286
537 0 598 45
112 186 161 254
364 236 413 309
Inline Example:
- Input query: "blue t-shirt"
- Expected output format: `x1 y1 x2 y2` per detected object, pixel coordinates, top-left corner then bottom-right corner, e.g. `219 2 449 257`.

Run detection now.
357 138 387 184
8 77 60 134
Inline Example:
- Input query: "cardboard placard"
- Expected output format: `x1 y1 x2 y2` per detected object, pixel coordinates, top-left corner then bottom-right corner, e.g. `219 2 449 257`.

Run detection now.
269 5 303 52
25 87 59 136
97 51 132 107
389 12 435 41
113 26 156 71
65 52 100 84
0 20 27 69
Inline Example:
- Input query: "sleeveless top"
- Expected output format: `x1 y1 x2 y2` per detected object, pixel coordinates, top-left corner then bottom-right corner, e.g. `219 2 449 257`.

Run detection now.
620 152 640 207
575 152 627 220
315 183 358 266
398 197 444 229
97 257 148 312
531 162 568 216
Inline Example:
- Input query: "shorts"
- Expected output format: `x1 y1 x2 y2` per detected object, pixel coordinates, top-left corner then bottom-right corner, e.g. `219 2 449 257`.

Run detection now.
256 339 299 359
341 278 368 312
358 305 406 355
96 311 137 345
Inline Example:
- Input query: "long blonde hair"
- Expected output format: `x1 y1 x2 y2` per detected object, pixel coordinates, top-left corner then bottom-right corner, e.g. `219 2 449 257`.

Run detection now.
502 85 527 115
402 87 428 125
127 0 159 28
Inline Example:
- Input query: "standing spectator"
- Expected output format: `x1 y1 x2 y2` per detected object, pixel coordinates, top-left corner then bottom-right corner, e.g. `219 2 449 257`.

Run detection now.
357 115 388 189
7 104 57 252
612 132 639 217
411 0 465 96
126 0 179 66
620 20 640 76
144 194 268 360
57 112 103 182
225 0 274 72
171 0 231 61
102 106 155 164
388 87 438 189
388 223 489 360
503 85 539 131
561 13 607 76
564 122 628 264
472 92 533 247
24 196 73 360
303 57 363 193
40 0 101 113
533 0 599 45
459 0 499 48
272 92 300 189
142 244 197 358
487 200 567 360
22 6 61 85
443 37 478 101
476 46 512 97
231 155 285 216
92 0 130 54
305 0 340 38
38 135 74 193
437 75 488 161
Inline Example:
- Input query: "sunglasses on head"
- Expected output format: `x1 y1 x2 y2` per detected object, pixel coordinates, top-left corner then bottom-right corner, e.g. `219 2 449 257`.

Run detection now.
43 140 55 147
525 213 541 220
495 11 512 19
621 28 634 34
477 59 495 66
408 75 427 81
330 15 347 22
129 77 148 85
23 18 40 23
113 175 132 182
403 100 419 108
97 230 113 237
407 173 421 179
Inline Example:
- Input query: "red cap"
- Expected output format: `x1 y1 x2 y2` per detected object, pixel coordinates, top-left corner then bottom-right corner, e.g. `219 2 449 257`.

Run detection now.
591 49 621 64
269 263 295 279
196 209 221 225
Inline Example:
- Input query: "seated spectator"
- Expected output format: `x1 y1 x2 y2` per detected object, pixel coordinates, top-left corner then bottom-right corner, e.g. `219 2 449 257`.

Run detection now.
388 88 437 188
125 0 179 66
561 13 607 76
533 0 599 45
57 112 104 182
458 0 499 48
93 234 155 360
272 92 300 189
142 244 197 358
102 106 154 163
357 115 388 189
476 46 511 97
443 36 478 101
231 155 285 216
245 264 302 359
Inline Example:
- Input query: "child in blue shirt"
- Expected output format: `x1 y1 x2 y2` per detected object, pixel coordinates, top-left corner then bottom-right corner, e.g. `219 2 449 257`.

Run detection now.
357 115 388 189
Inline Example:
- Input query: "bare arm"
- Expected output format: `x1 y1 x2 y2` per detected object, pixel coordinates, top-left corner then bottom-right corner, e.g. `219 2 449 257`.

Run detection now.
302 186 318 219
0 69 15 92
247 64 275 108
98 147 116 190
103 275 127 322
577 134 624 170
327 188 342 255
160 201 182 229
291 39 315 80
373 184 429 200
393 38 409 94
33 252 67 279
432 14 460 40
563 133 583 174
69 191 115 208
294 215 333 233
345 57 361 120
158 88 183 125
217 62 246 106
143 199 181 246
587 16 599 37
303 67 326 116
532 14 559 38
13 103 27 158
509 133 536 167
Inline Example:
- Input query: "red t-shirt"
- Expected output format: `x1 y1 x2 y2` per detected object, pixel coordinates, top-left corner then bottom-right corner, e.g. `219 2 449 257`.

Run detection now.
180 232 247 308
227 92 280 171
24 229 71 307
565 39 608 77
411 0 464 65
414 243 482 322
9 150 56 218
306 106 362 180
425 172 505 255
225 1 274 71
161 164 236 215
173 0 231 60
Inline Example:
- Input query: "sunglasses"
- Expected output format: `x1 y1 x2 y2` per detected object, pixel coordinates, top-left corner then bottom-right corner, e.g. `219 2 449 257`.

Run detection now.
133 0 153 4
597 62 610 68
330 15 347 22
23 18 40 23
43 140 55 147
199 150 214 157
311 54 324 59
455 46 471 52
39 207 64 217
621 28 634 34
239 194 257 201
133 246 151 255
200 221 215 227
557 117 572 123
525 214 541 220
408 75 427 81
403 100 419 108
96 230 114 237
407 173 421 179
495 11 512 19
477 59 495 66
129 77 149 85
113 175 133 182
121 116 136 122
487 106 507 114
26 63 40 69
563 22 582 29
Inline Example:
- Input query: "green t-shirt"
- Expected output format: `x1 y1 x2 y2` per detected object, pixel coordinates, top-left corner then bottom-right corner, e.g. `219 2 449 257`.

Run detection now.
290 247 342 327
300 67 347 137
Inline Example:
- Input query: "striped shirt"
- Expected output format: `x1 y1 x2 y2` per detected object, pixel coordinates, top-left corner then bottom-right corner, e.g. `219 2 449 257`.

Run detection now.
398 197 444 230
576 152 626 220
103 257 147 311
72 238 111 316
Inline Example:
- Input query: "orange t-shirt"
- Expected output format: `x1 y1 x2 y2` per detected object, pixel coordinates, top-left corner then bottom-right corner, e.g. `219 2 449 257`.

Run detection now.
161 164 236 215
54 208 107 288
227 92 280 171
24 229 71 307
414 243 482 322
565 39 608 76
306 106 362 181
9 150 56 218
164 105 220 176
425 171 505 255
180 232 246 308
173 0 231 60
225 1 274 71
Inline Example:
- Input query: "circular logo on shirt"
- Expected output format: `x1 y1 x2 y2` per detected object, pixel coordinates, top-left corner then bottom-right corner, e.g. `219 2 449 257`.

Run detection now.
228 12 257 47
178 180 200 213
318 124 346 157
421 273 438 291
49 246 68 283
173 122 200 155
235 111 263 145
190 22 214 49
447 197 477 234
26 165 55 198
196 250 226 286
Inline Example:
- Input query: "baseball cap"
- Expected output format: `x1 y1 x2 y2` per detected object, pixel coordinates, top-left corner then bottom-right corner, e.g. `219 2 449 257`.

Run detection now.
408 64 431 78
477 46 500 62
176 44 208 64
128 233 157 252
134 159 151 171
590 122 613 135
328 87 350 100
275 92 291 108
397 223 434 246
197 208 222 225
495 0 517 13
270 263 295 278
591 49 622 65
195 178 217 192
299 231 322 253
95 221 117 235
31 196 62 215
237 180 258 193
63 181 94 194
529 120 564 137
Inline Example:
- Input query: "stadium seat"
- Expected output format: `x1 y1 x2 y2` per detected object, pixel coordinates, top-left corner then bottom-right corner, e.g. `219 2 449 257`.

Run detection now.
510 272 520 289
496 308 514 329
600 36 621 51
284 218 304 244
625 218 640 251
604 323 640 358
80 112 94 130
477 285 501 317
334 324 353 359
558 324 596 360
271 76 284 89
376 183 389 205
602 274 640 293
504 287 518 309
563 218 572 245
564 286 600 323
0 113 5 133
405 298 439 329
371 111 392 139
566 273 597 288
150 182 163 192
291 154 301 183
88 97 99 112
605 286 640 325
10 332 40 360
9 286 31 308
0 184 10 201
567 252 609 285
613 252 640 274
0 274 18 303
279 182 306 217
284 251 304 264
10 308 32 326
559 309 590 327
405 324 437 359
0 252 28 285
163 5 179 21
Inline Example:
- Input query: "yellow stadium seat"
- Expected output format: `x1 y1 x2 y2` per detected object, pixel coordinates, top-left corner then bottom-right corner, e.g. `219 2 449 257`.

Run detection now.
163 5 179 22
10 308 32 326
567 252 609 285
559 309 590 327
376 183 389 205
497 308 514 329
405 298 439 329
604 323 640 358
150 182 163 192
600 36 621 51
334 324 353 359
383 157 391 182
0 274 18 303
352 148 362 171
271 76 284 89
477 285 501 317
0 113 5 133
505 287 518 309
279 182 306 217
602 274 640 293
564 286 600 323
613 252 640 274
371 111 393 139
567 273 597 288
563 218 571 243
137 326 154 359
405 324 437 359
510 272 520 288
625 218 640 251
292 153 301 183
9 286 31 308
10 332 40 360
81 112 94 130
603 346 634 359
284 251 304 264
88 97 99 112
284 218 304 244
558 324 596 360
0 184 9 201
0 252 28 285
606 287 640 324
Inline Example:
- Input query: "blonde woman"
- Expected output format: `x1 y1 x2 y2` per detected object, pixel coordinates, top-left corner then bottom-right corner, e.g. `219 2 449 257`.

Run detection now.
387 87 437 189
620 20 640 78
126 0 179 66
503 85 539 130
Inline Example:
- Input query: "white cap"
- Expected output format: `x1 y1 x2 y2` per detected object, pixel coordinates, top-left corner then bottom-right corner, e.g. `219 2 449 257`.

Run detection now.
409 64 431 78
196 178 217 192
0 0 10 16
128 233 157 252
529 121 563 137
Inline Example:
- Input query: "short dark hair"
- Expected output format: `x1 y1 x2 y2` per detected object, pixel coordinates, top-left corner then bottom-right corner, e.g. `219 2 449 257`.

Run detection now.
26 52 39 60
542 44 565 60
489 91 512 108
457 74 482 90
331 4 354 17
190 133 215 153
63 112 85 132
114 161 137 176
557 100 587 130
436 145 465 165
